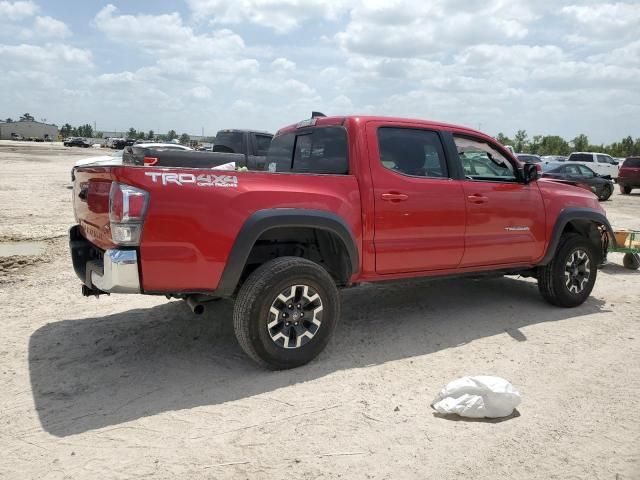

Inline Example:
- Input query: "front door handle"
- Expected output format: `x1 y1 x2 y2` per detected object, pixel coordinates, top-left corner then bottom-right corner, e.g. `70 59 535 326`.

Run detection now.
381 192 409 202
467 194 489 204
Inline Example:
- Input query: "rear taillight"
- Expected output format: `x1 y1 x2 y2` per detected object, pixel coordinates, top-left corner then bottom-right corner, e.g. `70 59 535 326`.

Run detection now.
143 156 158 166
109 182 149 246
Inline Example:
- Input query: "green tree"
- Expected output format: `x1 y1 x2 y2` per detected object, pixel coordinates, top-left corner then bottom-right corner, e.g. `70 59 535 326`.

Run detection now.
496 132 513 146
147 130 154 140
19 113 35 121
527 135 542 154
514 130 528 153
77 124 93 138
136 131 145 140
127 128 137 139
620 136 634 156
60 123 73 137
5 118 14 123
572 134 589 152
166 129 178 140
95 131 104 139
179 133 190 145
537 135 570 156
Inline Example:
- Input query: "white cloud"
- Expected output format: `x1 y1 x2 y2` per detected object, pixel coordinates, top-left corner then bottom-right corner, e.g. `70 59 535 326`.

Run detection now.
0 43 92 67
271 57 296 72
562 3 640 32
32 16 71 38
190 85 212 99
1 1 638 143
0 0 38 21
336 0 533 58
186 0 354 33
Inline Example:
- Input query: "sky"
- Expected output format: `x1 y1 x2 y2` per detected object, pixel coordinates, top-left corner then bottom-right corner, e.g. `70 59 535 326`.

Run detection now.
0 0 638 143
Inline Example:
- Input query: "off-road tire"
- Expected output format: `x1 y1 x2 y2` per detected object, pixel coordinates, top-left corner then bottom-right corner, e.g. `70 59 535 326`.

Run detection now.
233 257 339 370
597 184 613 201
620 185 632 195
538 233 598 307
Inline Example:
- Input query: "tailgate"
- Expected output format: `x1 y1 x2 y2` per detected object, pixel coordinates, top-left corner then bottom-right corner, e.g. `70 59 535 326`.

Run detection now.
73 167 118 250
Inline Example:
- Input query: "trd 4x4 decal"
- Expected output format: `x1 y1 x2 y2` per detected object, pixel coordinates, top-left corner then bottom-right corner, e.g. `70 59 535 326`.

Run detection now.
145 172 238 187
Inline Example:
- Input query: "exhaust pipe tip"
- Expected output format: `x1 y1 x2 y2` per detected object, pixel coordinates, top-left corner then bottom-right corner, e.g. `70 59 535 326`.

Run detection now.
186 296 205 315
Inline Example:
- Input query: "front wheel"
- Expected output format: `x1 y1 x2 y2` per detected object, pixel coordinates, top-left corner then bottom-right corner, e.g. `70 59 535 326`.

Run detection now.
233 257 339 370
620 185 632 195
597 184 613 201
537 233 598 307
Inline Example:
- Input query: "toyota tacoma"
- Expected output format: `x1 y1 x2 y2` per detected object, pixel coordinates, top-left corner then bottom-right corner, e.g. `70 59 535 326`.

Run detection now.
69 115 615 369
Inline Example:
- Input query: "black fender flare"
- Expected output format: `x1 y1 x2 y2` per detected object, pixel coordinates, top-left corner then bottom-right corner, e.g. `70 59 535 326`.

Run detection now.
538 207 616 265
215 208 360 296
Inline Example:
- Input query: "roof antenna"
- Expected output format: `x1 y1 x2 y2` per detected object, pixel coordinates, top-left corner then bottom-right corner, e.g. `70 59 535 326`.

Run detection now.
311 111 326 118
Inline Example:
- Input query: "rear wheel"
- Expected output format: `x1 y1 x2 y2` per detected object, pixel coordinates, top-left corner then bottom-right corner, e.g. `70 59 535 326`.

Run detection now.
538 233 598 307
623 253 640 270
620 185 632 195
597 184 613 201
233 257 339 370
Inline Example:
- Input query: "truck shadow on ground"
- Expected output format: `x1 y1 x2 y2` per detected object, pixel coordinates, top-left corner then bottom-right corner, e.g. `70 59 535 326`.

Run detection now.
30 276 607 437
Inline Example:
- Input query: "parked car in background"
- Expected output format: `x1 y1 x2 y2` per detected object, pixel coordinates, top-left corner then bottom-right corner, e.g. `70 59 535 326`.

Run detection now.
74 143 192 169
567 152 619 179
516 154 542 163
64 138 91 148
111 138 136 150
618 157 640 194
122 129 274 170
542 155 567 163
542 162 614 201
10 133 23 141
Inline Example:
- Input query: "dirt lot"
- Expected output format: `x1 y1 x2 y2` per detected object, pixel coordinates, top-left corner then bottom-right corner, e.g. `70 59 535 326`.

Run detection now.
0 142 638 480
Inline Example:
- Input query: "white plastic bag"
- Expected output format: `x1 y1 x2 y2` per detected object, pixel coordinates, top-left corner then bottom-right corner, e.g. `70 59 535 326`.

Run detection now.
431 376 521 418
212 161 236 170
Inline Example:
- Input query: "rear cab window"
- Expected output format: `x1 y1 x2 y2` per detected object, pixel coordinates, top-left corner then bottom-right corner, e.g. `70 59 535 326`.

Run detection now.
265 127 349 175
623 157 640 168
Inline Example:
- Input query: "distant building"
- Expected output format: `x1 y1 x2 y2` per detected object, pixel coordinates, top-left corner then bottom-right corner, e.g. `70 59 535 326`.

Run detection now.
0 120 59 140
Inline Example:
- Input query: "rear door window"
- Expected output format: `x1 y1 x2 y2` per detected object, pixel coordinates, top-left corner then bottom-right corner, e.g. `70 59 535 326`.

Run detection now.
378 127 448 178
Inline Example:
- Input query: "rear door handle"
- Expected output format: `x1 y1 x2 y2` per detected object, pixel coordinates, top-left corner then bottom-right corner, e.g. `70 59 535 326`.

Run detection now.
467 194 489 204
381 192 409 202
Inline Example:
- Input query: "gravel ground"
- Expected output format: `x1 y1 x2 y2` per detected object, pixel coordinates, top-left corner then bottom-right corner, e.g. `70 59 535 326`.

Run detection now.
0 142 638 480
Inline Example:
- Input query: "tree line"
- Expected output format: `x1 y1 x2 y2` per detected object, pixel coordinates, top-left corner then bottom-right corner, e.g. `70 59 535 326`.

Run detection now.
496 130 640 158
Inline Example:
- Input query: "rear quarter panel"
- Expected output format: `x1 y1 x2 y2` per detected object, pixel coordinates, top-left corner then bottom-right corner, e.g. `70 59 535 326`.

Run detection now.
112 167 362 293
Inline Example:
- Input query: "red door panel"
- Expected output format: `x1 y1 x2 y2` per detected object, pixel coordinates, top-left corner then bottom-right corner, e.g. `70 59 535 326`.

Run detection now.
367 122 466 274
461 181 546 266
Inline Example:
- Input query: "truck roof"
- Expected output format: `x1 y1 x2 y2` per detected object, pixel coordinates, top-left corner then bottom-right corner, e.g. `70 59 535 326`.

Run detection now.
217 128 272 135
275 115 491 140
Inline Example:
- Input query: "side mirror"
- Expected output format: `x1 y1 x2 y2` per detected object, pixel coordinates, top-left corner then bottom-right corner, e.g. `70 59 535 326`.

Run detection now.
522 163 539 184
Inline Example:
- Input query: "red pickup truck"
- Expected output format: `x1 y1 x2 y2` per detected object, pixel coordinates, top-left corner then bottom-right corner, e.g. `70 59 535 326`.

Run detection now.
70 115 615 369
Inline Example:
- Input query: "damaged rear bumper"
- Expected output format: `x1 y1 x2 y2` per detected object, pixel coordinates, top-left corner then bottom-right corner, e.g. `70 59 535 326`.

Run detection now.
69 225 140 294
